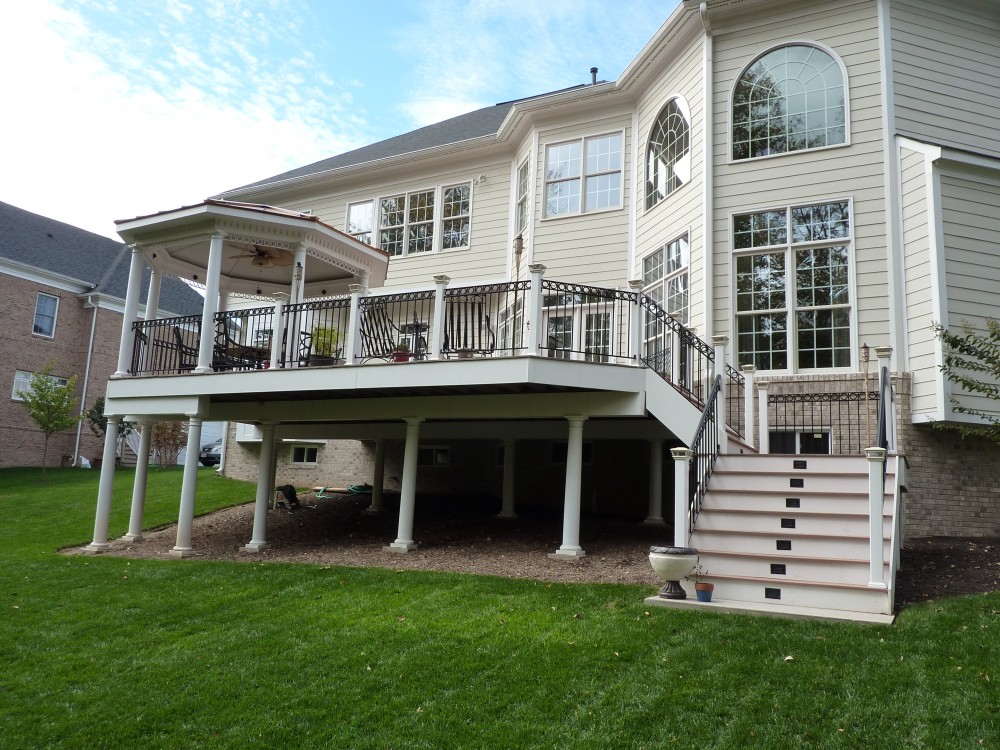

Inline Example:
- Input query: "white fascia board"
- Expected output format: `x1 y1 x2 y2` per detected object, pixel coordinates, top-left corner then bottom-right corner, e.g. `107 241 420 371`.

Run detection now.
0 259 93 293
107 395 206 419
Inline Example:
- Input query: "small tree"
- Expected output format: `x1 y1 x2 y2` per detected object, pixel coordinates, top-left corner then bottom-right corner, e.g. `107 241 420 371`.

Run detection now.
17 365 82 476
85 396 135 455
151 421 188 468
935 320 1000 443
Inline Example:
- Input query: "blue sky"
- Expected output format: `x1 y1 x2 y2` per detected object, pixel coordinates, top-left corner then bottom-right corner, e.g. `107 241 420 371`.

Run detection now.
0 1 678 239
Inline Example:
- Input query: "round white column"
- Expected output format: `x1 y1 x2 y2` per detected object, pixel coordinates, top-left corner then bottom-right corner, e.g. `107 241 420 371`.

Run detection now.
551 416 587 559
170 417 203 557
386 419 422 552
644 439 665 525
124 420 154 541
243 423 276 552
86 415 123 551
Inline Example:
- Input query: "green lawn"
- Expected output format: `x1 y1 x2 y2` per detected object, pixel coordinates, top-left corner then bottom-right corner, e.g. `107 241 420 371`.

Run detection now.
0 467 997 749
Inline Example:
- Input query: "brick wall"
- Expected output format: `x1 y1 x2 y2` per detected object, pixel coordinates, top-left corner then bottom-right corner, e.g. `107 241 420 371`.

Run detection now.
0 275 120 468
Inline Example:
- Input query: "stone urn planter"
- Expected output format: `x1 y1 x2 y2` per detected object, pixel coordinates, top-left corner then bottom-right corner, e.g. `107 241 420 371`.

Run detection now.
648 546 699 599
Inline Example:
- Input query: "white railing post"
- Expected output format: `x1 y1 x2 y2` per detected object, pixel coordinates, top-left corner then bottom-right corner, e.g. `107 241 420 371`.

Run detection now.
757 378 770 454
526 263 547 355
629 280 644 364
431 274 449 360
270 293 287 369
875 345 894 451
741 364 756 447
866 446 888 587
671 447 693 546
344 283 364 365
712 336 729 454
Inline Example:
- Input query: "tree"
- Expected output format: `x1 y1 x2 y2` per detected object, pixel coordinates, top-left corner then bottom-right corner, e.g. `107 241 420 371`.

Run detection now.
936 321 1000 443
17 365 82 476
151 421 188 468
85 396 135 454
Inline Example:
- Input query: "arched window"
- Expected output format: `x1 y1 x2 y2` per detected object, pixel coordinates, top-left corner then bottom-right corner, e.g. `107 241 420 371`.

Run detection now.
732 44 846 161
646 99 690 209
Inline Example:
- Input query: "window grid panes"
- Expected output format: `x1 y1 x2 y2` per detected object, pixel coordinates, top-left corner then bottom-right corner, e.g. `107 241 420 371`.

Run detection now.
515 159 530 234
545 133 622 217
407 190 435 254
12 369 68 401
732 44 846 160
33 293 58 337
346 201 374 244
375 183 471 256
734 202 852 371
291 445 318 464
646 99 691 209
441 184 471 250
642 235 689 326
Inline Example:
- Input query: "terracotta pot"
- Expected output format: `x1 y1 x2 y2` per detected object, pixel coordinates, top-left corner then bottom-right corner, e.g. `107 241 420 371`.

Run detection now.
695 581 715 603
392 352 412 363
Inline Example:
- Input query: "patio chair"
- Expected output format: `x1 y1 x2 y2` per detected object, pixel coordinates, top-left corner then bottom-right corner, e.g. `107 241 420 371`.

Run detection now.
360 302 402 361
443 294 496 357
172 326 198 373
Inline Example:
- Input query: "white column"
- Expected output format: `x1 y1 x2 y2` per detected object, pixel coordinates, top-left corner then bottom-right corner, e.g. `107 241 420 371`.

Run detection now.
525 263 547 355
741 364 756 448
268 294 287 369
671 447 693 547
712 335 729 454
114 246 145 377
144 268 162 321
344 283 363 365
551 416 587 559
628 279 643 364
431 274 449 360
243 423 276 552
195 233 224 373
875 345 894 451
124 420 153 542
498 438 518 519
365 439 386 514
170 417 203 557
644 439 665 526
86 415 123 551
866 447 888 587
386 418 422 552
757 378 770 455
291 244 308 305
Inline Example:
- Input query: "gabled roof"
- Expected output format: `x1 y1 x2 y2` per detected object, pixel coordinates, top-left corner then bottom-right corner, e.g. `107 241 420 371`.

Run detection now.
0 200 204 316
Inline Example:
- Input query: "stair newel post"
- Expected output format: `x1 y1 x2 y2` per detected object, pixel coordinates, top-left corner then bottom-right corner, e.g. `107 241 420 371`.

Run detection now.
431 275 449 360
628 280 643 364
757 378 770 454
269 293 287 369
875 345 894 451
525 263 547 356
741 364 756 448
671 448 694 546
344 283 364 365
712 336 729 454
866 447 888 587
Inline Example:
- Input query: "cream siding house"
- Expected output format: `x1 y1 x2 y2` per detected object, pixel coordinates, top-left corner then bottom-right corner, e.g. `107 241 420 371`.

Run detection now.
86 0 1000 621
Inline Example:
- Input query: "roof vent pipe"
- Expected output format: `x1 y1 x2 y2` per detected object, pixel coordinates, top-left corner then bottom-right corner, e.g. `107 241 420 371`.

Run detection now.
590 67 598 85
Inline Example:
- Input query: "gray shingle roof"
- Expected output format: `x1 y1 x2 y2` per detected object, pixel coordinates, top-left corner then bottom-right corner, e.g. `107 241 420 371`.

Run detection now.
0 201 203 316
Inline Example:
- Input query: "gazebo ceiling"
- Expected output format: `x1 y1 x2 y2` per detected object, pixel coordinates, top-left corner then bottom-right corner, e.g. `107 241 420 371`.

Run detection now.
115 200 390 298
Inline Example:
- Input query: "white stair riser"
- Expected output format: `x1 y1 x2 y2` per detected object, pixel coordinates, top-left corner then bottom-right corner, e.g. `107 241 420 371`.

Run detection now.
693 578 891 614
716 454 896 475
696 511 892 536
690 531 891 558
704 491 894 515
696 554 888 584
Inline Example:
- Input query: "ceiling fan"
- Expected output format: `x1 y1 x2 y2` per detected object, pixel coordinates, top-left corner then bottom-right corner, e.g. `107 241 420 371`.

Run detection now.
228 244 294 268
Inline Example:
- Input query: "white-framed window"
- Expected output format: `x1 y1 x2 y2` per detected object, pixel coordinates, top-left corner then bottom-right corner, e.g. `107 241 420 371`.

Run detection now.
543 132 623 217
418 446 450 466
291 445 318 464
641 235 689 373
12 369 68 401
441 183 471 249
515 158 530 234
732 44 847 161
33 293 59 337
646 98 691 209
542 292 613 363
346 201 374 244
734 200 852 371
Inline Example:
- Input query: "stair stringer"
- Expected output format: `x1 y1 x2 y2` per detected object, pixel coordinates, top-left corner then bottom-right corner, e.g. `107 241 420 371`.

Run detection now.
642 369 703 445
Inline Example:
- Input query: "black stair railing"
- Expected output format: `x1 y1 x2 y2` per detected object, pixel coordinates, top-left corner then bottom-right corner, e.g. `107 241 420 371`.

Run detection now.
688 374 722 534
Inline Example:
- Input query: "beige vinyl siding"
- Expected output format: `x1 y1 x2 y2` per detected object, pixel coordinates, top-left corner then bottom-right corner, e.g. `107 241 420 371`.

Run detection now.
891 0 1000 160
710 0 888 364
899 148 937 416
941 167 1000 420
531 112 633 286
634 30 706 332
273 159 513 289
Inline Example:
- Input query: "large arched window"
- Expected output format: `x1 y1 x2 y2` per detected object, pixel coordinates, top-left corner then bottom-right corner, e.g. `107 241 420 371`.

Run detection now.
732 44 846 161
646 99 690 209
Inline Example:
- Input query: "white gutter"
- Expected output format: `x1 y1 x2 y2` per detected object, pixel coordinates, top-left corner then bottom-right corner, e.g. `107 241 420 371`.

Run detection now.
700 3 715 340
72 293 100 466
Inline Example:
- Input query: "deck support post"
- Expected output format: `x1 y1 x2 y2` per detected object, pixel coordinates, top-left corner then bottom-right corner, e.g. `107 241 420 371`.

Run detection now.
866 447 888 588
671 447 693 547
387 418 422 552
243 423 277 552
170 416 203 557
124 419 154 541
365 439 386 514
644 440 665 525
498 438 518 519
551 416 587 559
86 415 123 551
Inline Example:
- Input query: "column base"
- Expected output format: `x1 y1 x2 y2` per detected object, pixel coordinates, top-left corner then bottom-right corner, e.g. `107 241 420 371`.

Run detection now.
168 547 198 558
496 510 519 520
549 547 586 560
193 366 213 374
82 542 110 553
384 541 418 553
643 517 666 527
363 506 383 515
241 541 270 553
867 581 888 590
122 533 144 542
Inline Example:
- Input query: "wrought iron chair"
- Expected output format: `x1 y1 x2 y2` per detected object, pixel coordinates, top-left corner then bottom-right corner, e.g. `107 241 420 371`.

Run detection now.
443 293 496 357
172 326 198 373
360 302 402 361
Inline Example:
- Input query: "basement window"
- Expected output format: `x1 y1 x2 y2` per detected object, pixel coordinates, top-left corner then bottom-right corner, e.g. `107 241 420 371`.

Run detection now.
419 446 450 466
291 445 318 464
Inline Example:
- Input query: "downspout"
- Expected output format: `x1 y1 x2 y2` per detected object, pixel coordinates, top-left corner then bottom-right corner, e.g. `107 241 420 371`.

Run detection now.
700 2 715 341
73 292 100 466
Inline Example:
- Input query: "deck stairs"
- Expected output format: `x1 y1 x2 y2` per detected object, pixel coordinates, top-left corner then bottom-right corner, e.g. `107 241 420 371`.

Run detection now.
683 453 899 624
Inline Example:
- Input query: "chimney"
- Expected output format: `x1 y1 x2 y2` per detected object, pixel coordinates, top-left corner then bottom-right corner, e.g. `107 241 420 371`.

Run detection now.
591 67 598 85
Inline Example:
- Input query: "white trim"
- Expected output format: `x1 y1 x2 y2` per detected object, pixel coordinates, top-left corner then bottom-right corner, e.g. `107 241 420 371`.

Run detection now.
32 292 59 338
925 158 950 422
641 95 694 215
628 108 639 276
0 260 93 294
701 27 714 340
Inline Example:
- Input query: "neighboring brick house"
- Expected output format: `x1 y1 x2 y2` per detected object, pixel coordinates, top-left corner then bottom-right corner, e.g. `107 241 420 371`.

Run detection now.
0 201 203 468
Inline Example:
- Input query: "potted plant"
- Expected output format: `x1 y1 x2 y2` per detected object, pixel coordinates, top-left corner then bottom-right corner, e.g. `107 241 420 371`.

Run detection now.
309 325 342 366
687 563 715 602
392 339 412 363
